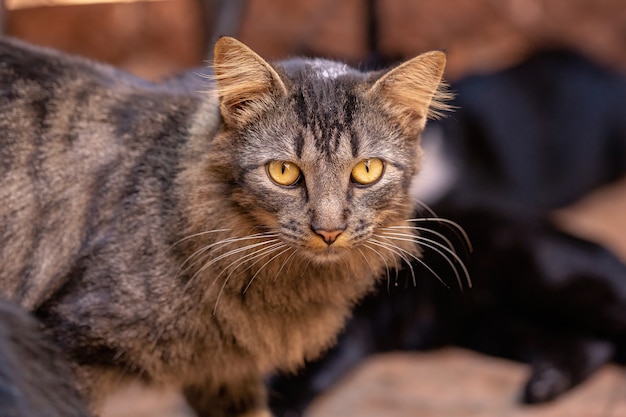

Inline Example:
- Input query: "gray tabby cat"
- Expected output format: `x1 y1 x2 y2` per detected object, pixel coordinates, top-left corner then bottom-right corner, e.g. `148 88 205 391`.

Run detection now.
0 36 449 416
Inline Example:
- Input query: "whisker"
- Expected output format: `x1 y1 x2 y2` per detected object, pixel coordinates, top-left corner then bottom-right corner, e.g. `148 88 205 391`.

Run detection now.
371 237 449 289
214 241 286 289
381 225 456 252
196 238 280 276
273 248 299 283
356 247 375 272
381 232 472 290
369 238 416 287
405 218 473 252
212 242 287 314
412 199 438 218
169 228 232 249
362 243 392 288
178 232 280 276
186 238 280 295
394 232 472 290
243 246 292 294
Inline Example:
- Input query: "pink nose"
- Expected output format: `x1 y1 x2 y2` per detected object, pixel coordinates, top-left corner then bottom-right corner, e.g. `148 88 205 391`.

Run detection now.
314 229 344 245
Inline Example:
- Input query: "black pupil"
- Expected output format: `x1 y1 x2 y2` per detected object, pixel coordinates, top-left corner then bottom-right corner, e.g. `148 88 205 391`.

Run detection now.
281 162 286 175
365 160 370 173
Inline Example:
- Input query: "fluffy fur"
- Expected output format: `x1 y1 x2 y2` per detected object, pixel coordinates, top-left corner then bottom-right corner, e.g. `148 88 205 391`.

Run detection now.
0 36 447 416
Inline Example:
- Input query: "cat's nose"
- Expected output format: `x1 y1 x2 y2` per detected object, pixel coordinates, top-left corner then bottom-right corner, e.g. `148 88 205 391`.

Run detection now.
314 228 345 245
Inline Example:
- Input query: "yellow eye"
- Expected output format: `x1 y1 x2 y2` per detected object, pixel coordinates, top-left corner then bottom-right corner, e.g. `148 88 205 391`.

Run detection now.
267 160 302 186
351 158 384 186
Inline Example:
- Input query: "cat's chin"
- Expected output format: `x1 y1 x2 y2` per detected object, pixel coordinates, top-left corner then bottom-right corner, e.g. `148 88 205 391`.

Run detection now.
301 246 353 264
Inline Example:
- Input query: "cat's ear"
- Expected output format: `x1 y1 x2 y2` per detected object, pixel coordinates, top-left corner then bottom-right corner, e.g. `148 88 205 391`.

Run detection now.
368 51 452 134
213 37 287 127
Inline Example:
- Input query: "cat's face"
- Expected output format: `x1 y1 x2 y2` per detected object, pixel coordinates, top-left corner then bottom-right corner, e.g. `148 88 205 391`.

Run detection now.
212 38 449 263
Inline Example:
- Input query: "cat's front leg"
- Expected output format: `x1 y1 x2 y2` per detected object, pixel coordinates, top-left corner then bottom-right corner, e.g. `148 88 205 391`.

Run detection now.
184 376 272 417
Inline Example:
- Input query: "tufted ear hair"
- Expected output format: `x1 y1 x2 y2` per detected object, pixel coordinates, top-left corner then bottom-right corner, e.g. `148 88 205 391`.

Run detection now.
368 51 453 134
212 37 287 127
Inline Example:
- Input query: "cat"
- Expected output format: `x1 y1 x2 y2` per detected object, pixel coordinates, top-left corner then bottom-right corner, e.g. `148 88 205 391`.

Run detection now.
0 36 451 416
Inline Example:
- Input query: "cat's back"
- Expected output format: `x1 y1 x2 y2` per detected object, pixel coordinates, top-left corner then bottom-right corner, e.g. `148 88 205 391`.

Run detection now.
0 38 208 309
0 37 204 132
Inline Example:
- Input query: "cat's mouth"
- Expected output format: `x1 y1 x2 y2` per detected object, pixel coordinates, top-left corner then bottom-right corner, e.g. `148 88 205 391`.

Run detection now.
276 226 366 262
298 232 360 262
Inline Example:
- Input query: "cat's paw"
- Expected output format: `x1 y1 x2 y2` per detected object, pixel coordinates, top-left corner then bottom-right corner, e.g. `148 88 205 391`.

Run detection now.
521 337 614 404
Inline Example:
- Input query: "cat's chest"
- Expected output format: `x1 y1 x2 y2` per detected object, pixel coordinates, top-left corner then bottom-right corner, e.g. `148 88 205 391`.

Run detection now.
204 260 377 375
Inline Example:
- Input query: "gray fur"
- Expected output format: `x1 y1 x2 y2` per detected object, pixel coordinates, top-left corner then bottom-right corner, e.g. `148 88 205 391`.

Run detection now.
0 37 444 416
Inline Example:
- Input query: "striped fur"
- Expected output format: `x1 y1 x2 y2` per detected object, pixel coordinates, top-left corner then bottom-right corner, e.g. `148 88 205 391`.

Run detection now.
0 36 448 417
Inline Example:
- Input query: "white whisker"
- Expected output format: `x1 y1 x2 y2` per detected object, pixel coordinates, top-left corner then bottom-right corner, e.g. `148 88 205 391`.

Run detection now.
381 232 472 290
197 238 280 277
412 199 438 218
214 241 286 288
356 247 375 272
381 225 455 252
178 232 280 276
391 231 471 289
186 238 280 295
169 228 232 249
362 243 392 288
405 217 473 252
371 237 449 289
243 246 292 294
369 238 415 287
212 242 287 314
273 248 299 283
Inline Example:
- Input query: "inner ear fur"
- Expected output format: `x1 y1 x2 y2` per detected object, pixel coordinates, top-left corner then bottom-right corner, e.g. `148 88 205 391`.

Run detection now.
213 37 287 126
368 51 453 133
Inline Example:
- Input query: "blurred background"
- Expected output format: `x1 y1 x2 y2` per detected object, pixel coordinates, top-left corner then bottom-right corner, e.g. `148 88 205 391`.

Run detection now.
4 0 626 80
2 0 626 416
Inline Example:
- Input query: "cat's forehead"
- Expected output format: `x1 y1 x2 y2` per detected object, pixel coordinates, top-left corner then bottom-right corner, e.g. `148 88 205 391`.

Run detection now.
279 58 366 86
242 59 408 164
304 59 350 80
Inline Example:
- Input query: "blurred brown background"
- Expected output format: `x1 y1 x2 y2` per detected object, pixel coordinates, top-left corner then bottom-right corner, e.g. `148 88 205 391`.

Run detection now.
5 0 626 80
3 1 626 416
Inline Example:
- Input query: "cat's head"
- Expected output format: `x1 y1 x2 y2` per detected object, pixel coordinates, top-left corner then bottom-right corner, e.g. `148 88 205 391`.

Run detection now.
210 37 450 263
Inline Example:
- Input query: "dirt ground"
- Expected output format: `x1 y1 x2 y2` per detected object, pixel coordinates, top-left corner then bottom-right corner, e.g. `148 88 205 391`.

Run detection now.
307 349 626 417
101 348 626 417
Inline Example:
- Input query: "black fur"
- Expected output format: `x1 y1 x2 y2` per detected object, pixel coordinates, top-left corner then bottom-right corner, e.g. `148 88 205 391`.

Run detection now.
0 298 90 417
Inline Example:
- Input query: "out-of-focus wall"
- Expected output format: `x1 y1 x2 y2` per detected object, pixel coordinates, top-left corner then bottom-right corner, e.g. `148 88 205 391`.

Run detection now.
6 0 204 80
6 0 626 80
236 0 626 79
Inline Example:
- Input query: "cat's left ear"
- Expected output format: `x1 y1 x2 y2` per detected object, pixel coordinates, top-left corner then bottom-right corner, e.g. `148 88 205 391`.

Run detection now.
213 37 287 127
368 51 452 134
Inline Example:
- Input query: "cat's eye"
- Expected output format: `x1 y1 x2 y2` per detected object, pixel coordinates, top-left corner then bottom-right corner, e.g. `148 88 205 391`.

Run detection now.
267 160 302 186
351 158 384 186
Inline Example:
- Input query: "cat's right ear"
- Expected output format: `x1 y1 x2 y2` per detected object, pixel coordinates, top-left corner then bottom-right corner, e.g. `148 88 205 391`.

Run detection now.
213 37 287 127
367 51 452 135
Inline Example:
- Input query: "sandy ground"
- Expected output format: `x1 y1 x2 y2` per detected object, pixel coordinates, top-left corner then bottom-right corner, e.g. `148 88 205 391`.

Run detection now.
100 348 626 417
306 349 626 417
